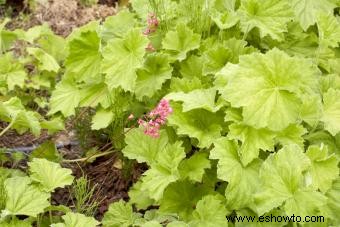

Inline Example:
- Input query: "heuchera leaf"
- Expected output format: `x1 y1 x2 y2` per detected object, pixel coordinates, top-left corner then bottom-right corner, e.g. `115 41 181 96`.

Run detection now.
162 23 201 61
3 177 50 217
159 181 211 221
326 177 340 225
140 142 186 200
317 12 340 48
91 108 114 130
210 138 261 210
166 89 220 112
49 80 81 117
101 10 136 41
102 200 141 227
254 145 327 216
228 123 275 166
306 145 339 193
122 128 169 164
290 0 337 31
135 53 172 99
51 212 100 227
0 54 27 92
168 103 225 148
65 30 102 83
0 97 41 135
179 152 211 182
102 28 148 92
238 0 294 41
218 48 320 131
189 195 228 227
27 47 60 73
321 88 340 136
202 44 232 75
29 158 74 192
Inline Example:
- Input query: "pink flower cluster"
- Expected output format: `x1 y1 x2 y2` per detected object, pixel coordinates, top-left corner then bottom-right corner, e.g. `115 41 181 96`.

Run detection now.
143 13 159 35
138 99 173 138
143 13 159 52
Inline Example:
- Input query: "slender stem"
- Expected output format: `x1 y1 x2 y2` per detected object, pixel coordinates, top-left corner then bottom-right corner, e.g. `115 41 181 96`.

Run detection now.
0 121 14 137
62 150 115 163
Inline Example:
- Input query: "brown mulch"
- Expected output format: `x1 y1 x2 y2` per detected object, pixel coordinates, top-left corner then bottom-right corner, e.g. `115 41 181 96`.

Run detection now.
53 154 147 220
4 0 117 37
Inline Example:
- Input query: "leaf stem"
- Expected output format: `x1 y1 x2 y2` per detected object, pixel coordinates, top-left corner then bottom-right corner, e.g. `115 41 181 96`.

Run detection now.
62 150 115 163
0 121 14 137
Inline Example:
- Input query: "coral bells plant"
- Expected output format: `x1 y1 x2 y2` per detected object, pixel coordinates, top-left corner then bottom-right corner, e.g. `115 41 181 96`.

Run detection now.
138 99 173 138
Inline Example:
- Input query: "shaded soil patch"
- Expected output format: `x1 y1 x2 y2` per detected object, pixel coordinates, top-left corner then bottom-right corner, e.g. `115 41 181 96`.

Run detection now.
53 154 147 220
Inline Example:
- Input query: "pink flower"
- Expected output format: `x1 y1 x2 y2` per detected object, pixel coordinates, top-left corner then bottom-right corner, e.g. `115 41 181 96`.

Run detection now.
138 99 173 138
146 43 156 52
143 13 159 36
128 114 134 120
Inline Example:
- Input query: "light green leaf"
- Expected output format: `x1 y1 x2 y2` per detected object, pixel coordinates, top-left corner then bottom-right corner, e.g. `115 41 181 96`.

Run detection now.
52 212 100 227
274 124 307 148
79 83 111 108
179 152 211 182
102 200 141 227
254 145 327 216
290 0 336 31
166 89 219 112
65 31 102 83
219 48 320 131
210 8 239 30
0 54 27 91
37 33 67 62
91 108 114 130
238 0 293 41
299 94 323 126
179 55 204 79
0 18 17 53
135 53 172 99
168 104 224 148
306 145 339 192
228 123 275 166
141 142 186 200
210 138 261 210
128 181 155 210
4 177 50 217
190 195 228 227
101 10 136 41
122 128 169 164
162 24 201 61
49 80 81 117
159 181 210 221
317 13 340 48
326 177 340 225
29 158 74 192
321 88 340 136
0 97 41 135
27 47 60 73
102 29 148 92
30 141 61 162
40 117 65 134
0 218 32 227
202 44 232 75
170 77 204 93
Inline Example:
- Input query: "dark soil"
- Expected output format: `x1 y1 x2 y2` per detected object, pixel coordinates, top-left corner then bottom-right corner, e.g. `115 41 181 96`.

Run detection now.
53 155 147 220
2 0 117 37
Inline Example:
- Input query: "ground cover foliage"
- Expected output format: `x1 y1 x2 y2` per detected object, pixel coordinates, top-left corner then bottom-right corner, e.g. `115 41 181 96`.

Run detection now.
1 0 340 226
